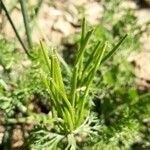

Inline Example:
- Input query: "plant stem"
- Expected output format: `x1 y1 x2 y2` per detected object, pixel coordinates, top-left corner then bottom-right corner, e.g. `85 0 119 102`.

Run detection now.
77 43 107 126
20 0 32 49
70 29 93 106
1 125 13 150
70 66 78 107
30 0 43 20
101 34 127 64
0 0 30 56
0 117 34 125
0 115 58 125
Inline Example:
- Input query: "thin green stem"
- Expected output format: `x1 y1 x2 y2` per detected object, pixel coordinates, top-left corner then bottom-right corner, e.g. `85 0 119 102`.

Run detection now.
80 18 86 43
139 92 150 99
80 41 101 84
78 17 86 80
20 0 32 49
77 43 107 126
1 0 30 56
75 29 94 65
40 41 51 72
30 0 43 20
0 115 57 125
1 125 13 150
101 34 127 64
70 29 93 107
70 66 78 107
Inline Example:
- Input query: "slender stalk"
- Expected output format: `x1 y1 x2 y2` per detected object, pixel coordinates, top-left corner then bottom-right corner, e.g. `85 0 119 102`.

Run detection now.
0 117 33 124
80 41 101 84
40 41 51 72
75 29 94 65
139 92 150 99
50 79 74 121
30 0 43 20
0 115 58 125
40 43 75 131
70 66 78 107
20 0 32 49
80 17 86 47
1 125 13 150
78 17 86 80
101 34 127 64
77 43 107 126
70 29 93 106
0 0 30 56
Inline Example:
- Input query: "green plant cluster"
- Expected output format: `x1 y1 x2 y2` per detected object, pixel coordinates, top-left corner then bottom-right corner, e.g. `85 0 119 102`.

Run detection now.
0 0 150 150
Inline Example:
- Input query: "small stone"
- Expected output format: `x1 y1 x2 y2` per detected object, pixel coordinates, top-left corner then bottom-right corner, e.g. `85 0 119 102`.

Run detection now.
53 17 74 36
85 2 104 24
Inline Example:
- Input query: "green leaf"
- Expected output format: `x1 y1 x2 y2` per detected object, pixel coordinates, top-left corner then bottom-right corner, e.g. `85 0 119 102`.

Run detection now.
75 29 94 65
101 34 127 64
40 41 51 72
